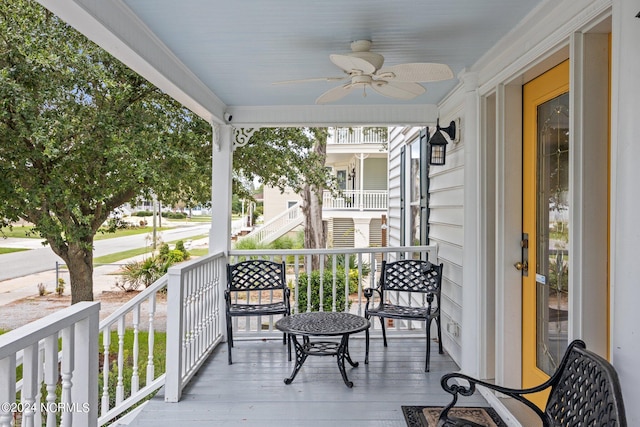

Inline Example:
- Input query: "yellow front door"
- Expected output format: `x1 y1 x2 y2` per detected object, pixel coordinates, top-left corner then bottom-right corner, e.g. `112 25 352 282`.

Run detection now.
522 60 570 406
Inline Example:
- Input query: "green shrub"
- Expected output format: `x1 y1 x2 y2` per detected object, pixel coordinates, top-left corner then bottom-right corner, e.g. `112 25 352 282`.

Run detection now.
174 240 189 257
161 211 188 219
134 210 153 217
295 269 349 313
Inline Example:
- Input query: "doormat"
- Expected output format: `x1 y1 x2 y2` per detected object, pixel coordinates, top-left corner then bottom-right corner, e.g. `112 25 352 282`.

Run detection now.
401 406 507 427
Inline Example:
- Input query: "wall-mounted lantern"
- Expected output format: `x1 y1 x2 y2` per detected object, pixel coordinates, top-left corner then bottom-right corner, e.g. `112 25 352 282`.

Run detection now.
428 119 457 166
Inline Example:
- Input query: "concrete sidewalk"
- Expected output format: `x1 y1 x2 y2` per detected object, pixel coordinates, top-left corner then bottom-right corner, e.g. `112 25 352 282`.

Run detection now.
0 256 143 306
0 237 209 307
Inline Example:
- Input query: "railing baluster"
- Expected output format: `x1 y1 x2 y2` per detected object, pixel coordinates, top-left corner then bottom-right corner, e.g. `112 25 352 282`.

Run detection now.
344 259 350 313
44 334 58 427
101 327 110 415
305 254 312 313
21 343 38 427
116 317 125 404
331 254 337 313
34 345 44 427
146 292 156 384
60 326 74 427
131 306 140 394
319 255 325 312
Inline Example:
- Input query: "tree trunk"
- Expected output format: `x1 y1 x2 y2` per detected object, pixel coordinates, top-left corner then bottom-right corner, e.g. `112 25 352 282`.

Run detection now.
300 129 328 270
50 240 95 303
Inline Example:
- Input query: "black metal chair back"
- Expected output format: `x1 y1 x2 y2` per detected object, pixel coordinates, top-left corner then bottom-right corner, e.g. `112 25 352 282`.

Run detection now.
364 259 444 372
225 260 291 364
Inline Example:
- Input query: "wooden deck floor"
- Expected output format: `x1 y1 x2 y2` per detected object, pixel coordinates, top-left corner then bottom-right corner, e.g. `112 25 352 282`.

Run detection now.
128 334 491 426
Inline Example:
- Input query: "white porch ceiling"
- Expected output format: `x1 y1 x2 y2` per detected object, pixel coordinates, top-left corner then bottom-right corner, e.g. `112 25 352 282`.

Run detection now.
38 0 544 126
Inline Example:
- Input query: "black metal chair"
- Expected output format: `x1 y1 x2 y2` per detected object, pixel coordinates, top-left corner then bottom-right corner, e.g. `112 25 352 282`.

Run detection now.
225 260 291 364
438 339 627 427
364 259 444 372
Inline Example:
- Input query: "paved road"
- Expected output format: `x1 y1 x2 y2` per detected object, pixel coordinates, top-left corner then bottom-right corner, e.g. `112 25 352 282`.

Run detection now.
0 223 211 282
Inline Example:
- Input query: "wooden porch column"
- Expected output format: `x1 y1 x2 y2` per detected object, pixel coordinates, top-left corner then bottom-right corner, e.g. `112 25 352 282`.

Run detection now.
460 71 482 377
210 124 233 254
611 0 640 423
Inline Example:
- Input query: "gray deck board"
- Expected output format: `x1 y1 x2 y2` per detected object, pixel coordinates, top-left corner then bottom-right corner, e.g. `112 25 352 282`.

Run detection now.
128 335 490 426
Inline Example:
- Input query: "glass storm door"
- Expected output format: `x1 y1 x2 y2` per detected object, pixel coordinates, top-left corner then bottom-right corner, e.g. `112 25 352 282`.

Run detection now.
522 60 570 407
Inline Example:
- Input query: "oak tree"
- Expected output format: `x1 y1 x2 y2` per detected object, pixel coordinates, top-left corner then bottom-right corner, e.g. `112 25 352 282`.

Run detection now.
0 0 212 303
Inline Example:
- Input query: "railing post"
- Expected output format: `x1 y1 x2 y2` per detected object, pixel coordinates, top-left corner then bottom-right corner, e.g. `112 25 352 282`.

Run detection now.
71 302 99 427
0 355 16 427
165 265 184 402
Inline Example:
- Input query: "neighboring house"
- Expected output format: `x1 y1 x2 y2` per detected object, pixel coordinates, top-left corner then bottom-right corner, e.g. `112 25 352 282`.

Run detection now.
260 127 388 248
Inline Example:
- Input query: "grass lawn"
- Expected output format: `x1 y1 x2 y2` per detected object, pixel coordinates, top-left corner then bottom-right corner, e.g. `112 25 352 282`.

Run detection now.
94 226 172 240
0 247 29 254
0 225 37 238
93 234 209 265
182 216 212 223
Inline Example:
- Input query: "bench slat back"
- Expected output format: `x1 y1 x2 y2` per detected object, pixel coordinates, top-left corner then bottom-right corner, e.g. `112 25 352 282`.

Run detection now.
546 344 627 426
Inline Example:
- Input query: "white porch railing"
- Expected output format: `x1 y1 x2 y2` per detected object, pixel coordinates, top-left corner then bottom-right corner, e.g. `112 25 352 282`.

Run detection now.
329 127 389 145
0 302 100 427
164 251 225 402
322 190 388 210
0 245 436 424
97 275 169 426
237 202 303 245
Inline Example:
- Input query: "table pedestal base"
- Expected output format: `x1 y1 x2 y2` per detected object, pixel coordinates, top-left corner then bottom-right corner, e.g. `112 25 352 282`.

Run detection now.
284 334 359 388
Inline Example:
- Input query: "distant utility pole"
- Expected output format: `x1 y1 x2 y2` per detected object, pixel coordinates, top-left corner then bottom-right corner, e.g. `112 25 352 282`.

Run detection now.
152 196 157 250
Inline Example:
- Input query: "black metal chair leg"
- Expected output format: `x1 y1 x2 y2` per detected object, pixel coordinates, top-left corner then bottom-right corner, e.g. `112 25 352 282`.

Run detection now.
379 317 388 347
425 320 431 372
227 317 234 365
436 316 443 354
365 322 370 364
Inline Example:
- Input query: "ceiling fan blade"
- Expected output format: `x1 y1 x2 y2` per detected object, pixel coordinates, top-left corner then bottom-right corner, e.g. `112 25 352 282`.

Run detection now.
378 63 454 82
272 76 347 85
315 84 355 104
329 54 377 74
371 81 426 100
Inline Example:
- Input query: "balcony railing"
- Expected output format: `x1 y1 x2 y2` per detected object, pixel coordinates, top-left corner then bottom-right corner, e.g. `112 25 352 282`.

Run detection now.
1 245 436 425
329 127 389 145
322 190 388 210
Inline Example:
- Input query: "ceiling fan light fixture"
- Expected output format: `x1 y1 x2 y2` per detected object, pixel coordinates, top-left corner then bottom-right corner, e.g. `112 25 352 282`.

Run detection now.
276 40 454 104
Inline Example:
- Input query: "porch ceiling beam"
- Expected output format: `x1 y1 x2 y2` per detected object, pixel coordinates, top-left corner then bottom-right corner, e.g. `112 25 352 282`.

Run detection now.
36 0 227 124
225 105 439 127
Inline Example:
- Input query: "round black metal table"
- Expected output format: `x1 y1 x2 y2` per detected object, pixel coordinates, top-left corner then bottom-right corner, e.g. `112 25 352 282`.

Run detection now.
275 312 370 388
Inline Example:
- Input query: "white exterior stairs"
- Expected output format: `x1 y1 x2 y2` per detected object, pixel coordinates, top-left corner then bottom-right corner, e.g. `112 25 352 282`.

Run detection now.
237 202 303 245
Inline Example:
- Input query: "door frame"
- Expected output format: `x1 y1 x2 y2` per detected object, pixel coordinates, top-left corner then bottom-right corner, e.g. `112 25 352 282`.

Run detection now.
492 30 611 392
522 60 570 402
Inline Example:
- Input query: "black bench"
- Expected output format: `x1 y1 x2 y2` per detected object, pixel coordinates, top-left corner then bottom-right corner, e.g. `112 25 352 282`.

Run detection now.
364 259 444 372
438 339 627 427
225 260 291 364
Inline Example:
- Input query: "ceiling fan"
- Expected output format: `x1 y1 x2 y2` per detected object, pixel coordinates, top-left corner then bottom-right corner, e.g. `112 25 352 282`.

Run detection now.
274 40 454 104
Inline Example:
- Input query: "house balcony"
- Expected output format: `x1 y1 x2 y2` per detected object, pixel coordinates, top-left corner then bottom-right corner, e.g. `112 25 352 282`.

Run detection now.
322 190 388 211
328 127 389 146
0 245 493 427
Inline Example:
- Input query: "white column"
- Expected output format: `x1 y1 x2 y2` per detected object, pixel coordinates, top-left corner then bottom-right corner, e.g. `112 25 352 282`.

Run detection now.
209 124 233 253
460 71 481 376
611 0 640 423
358 154 365 211
352 218 371 248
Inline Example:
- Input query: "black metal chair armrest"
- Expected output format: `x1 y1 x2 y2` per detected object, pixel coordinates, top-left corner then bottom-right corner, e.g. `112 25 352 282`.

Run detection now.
439 372 549 423
363 287 378 300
